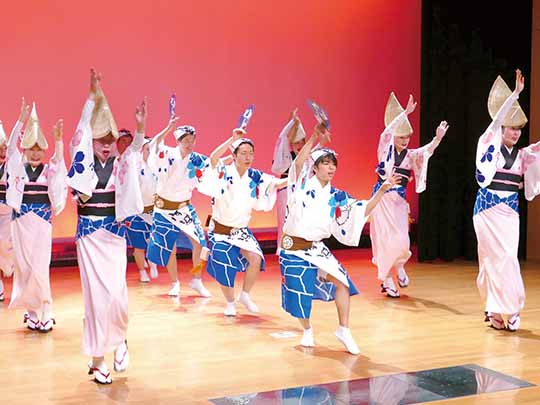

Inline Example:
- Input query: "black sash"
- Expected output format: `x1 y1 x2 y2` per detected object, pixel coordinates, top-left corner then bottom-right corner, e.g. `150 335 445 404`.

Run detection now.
22 165 50 204
22 183 50 204
0 163 4 180
77 190 115 217
487 171 523 192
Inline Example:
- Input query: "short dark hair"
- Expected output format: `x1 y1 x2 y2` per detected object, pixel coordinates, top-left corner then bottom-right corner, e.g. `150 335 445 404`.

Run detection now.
314 152 338 167
118 128 133 138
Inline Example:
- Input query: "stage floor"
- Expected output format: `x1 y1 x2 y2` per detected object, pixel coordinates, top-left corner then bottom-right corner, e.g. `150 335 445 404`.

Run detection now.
1 248 539 404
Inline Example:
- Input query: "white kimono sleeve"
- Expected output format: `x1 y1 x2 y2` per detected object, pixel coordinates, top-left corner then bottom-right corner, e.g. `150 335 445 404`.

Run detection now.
115 130 145 220
271 119 295 175
408 136 442 193
66 98 97 198
252 172 280 212
329 190 369 247
47 140 68 215
6 121 26 212
197 159 229 199
475 91 519 188
521 142 540 201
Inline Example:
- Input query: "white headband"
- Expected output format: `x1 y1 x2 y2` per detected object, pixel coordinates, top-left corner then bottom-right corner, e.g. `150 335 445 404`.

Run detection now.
230 136 254 153
311 148 337 162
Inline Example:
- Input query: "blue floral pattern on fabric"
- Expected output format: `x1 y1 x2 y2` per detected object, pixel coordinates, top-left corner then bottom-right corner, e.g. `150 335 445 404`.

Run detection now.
480 145 495 163
386 144 393 162
376 161 386 176
475 168 486 183
13 203 52 223
187 152 208 181
473 188 519 216
247 168 264 199
68 151 85 178
329 187 353 219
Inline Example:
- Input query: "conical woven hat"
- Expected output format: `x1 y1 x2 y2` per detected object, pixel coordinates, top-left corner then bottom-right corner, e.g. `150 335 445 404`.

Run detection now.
21 103 48 150
384 92 413 136
488 75 528 128
91 87 119 139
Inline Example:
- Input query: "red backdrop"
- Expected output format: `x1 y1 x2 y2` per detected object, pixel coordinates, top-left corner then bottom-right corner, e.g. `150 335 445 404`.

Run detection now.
0 0 421 238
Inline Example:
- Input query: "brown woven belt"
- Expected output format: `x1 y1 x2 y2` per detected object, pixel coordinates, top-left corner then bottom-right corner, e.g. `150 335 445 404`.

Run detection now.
211 220 239 236
154 195 190 210
281 234 314 250
143 205 154 214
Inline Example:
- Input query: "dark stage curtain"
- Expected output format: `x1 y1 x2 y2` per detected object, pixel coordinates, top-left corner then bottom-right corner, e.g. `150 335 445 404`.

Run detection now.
418 1 533 261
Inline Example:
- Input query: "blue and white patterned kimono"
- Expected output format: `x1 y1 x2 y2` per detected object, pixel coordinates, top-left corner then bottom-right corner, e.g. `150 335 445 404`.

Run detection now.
473 90 540 316
198 161 280 287
145 141 209 266
279 160 368 319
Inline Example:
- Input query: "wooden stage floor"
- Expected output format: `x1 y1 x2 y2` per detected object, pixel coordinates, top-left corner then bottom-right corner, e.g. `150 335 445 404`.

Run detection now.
1 248 539 404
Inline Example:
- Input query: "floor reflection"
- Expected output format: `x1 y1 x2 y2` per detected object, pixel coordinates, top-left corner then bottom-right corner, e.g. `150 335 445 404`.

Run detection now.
210 364 534 404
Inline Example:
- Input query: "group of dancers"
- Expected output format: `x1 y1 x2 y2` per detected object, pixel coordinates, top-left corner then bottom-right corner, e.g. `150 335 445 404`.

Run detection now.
0 68 536 384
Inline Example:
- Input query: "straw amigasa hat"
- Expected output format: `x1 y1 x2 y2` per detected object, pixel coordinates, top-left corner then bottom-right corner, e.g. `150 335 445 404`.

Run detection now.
488 75 528 128
91 87 119 139
21 103 48 150
384 92 413 136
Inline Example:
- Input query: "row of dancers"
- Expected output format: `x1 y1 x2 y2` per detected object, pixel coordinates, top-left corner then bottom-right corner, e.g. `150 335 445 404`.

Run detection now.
0 68 535 384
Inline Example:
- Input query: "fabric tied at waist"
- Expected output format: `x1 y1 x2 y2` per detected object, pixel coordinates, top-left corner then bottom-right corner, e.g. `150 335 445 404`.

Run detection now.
281 234 314 251
487 171 523 193
211 220 237 236
378 167 411 188
143 205 154 214
154 195 190 211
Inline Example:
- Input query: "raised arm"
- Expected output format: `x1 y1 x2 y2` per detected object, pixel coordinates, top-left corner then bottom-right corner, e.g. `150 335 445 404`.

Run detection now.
491 69 524 129
129 97 147 152
51 119 64 164
416 120 450 155
148 115 180 152
209 128 245 169
293 124 327 176
7 98 30 156
286 108 301 144
377 95 416 160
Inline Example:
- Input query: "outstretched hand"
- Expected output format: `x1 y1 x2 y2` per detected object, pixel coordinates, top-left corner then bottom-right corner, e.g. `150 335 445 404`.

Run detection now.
515 69 525 94
53 119 63 141
291 107 299 123
405 94 417 115
135 97 147 131
231 128 245 142
89 68 102 99
18 97 31 123
381 173 401 190
436 120 449 139
167 115 180 132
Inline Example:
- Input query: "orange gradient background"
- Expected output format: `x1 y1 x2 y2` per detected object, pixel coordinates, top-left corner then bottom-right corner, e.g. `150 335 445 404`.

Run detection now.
0 0 421 238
